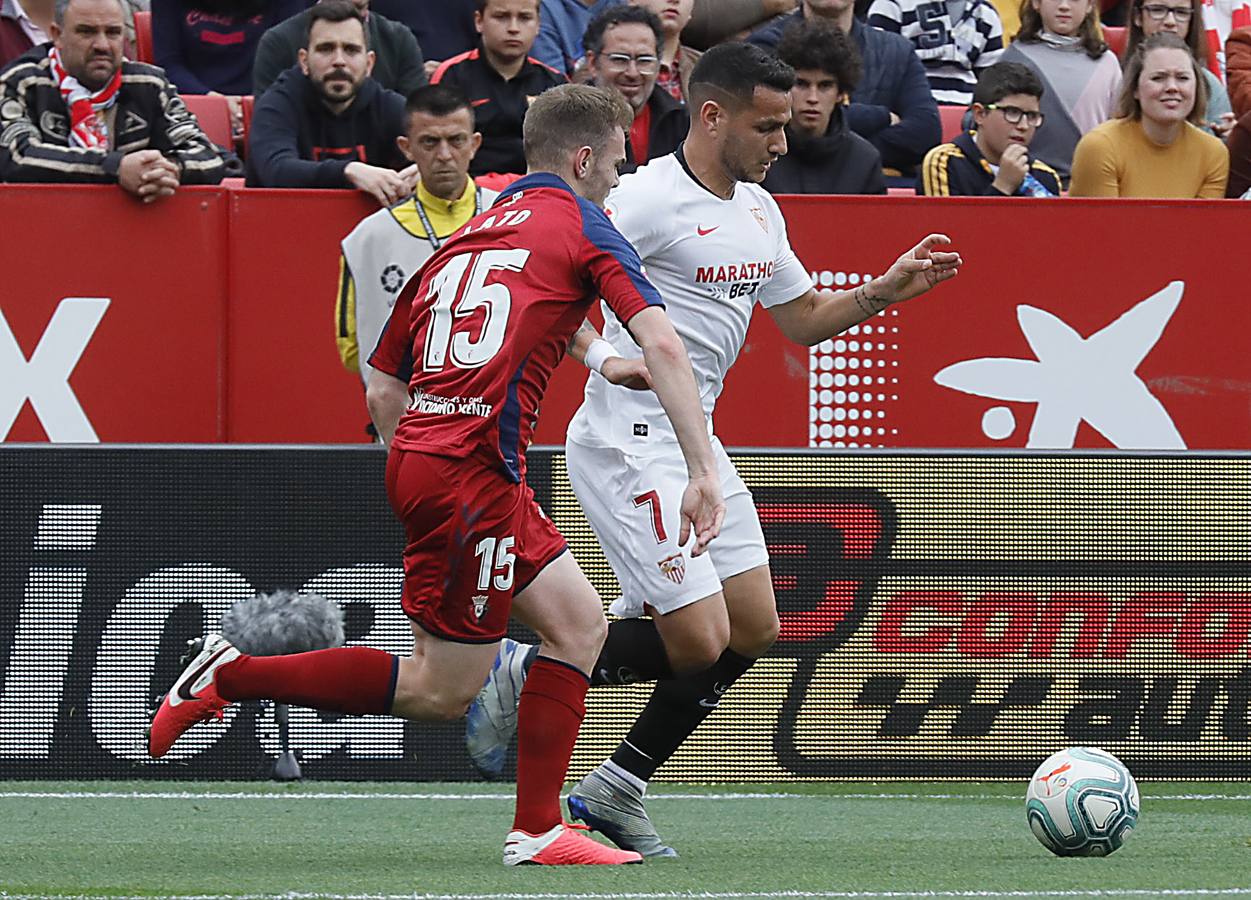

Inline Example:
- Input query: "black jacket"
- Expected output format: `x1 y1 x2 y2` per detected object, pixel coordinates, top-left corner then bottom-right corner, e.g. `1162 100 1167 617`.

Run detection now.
762 107 886 195
622 85 689 174
0 43 225 184
750 13 941 172
918 130 1061 196
431 48 566 176
252 8 426 98
246 66 407 188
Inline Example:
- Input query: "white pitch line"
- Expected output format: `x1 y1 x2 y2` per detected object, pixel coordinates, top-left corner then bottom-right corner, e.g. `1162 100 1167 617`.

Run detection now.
5 891 1251 900
0 790 1246 802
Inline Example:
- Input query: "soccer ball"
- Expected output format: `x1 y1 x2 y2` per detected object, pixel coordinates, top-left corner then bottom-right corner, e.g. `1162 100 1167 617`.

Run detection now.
1025 747 1139 857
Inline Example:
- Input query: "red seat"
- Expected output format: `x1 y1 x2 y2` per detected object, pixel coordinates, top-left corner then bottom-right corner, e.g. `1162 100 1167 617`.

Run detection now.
180 94 233 148
240 94 255 156
1103 25 1128 57
937 104 967 143
133 10 153 63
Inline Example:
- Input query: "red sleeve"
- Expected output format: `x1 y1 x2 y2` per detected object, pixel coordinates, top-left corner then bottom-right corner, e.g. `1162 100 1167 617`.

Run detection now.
367 277 416 382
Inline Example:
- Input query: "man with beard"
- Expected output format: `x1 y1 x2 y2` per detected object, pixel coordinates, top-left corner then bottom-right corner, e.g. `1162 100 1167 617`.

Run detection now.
0 0 225 193
247 0 415 206
583 4 687 173
252 0 424 98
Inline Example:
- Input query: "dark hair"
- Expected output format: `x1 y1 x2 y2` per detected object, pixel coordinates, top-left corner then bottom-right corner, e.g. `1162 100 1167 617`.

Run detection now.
972 61 1045 106
1016 0 1108 58
775 19 862 94
1118 30 1207 123
688 41 795 110
583 5 664 57
406 84 475 127
474 0 540 12
523 83 634 170
305 0 368 50
54 0 126 25
1124 0 1207 68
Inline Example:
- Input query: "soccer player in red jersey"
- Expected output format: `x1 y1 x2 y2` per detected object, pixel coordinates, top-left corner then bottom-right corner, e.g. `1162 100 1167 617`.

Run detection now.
148 83 726 867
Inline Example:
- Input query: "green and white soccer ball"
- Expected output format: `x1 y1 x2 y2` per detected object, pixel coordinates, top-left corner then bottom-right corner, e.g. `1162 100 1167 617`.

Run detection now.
1025 747 1139 857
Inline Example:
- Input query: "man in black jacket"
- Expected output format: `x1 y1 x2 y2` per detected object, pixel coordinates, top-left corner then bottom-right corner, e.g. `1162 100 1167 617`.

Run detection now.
246 0 414 206
583 5 686 174
253 0 425 98
749 0 940 175
0 0 224 195
762 18 884 194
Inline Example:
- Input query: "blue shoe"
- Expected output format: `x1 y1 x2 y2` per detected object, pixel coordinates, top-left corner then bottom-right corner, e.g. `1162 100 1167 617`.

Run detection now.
567 765 678 858
465 638 532 779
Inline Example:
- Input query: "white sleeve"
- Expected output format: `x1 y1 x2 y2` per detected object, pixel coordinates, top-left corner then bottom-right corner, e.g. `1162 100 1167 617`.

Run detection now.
603 175 664 259
757 195 814 309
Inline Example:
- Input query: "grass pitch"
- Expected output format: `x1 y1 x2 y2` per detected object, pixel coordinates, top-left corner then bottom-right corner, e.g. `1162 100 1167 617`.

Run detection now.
0 780 1247 898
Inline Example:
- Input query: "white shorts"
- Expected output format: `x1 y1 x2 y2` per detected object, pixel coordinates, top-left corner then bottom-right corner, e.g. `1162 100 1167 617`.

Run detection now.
565 435 769 618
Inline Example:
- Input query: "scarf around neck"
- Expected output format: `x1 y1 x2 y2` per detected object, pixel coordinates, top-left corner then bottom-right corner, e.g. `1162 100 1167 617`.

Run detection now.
49 46 122 150
1038 29 1085 50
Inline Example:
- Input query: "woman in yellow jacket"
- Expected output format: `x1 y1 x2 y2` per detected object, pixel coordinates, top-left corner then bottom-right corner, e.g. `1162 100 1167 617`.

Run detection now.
1069 31 1229 196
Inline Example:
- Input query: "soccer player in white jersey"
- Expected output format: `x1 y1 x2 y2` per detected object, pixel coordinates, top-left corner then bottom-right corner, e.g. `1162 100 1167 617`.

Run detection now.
466 41 962 857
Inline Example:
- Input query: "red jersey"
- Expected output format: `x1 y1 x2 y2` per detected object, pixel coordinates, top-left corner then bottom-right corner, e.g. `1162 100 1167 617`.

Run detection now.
370 173 663 482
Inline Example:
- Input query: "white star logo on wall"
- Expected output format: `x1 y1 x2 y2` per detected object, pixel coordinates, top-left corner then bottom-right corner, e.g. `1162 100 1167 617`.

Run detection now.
934 281 1186 449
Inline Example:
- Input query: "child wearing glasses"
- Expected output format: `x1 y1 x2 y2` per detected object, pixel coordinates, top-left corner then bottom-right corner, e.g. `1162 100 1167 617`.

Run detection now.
919 61 1061 194
999 0 1122 186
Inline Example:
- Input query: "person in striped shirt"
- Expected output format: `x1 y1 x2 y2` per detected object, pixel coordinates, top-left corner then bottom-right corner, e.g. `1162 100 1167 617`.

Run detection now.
868 0 1006 104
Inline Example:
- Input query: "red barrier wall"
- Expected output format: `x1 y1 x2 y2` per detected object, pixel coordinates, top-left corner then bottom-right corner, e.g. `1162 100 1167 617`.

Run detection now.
2 185 1247 448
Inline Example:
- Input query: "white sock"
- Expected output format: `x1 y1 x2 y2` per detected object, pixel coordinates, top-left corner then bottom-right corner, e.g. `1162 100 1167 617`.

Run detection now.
602 757 649 796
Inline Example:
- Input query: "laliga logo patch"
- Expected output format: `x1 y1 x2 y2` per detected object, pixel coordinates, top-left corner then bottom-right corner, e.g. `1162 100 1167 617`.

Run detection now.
471 593 488 620
380 264 405 295
657 552 685 584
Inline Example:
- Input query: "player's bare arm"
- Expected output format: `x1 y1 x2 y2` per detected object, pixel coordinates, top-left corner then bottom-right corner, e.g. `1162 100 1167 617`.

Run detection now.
568 318 653 390
365 371 408 447
625 307 726 556
769 234 963 347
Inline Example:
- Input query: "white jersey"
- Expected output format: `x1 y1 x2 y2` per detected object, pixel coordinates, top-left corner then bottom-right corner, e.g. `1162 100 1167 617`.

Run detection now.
567 152 813 450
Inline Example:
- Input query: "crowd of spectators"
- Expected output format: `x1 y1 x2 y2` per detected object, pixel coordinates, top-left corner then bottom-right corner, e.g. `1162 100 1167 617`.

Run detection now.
2 0 1249 197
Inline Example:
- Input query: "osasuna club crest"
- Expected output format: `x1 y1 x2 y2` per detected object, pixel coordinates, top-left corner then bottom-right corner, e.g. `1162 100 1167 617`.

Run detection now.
657 552 685 584
471 594 488 620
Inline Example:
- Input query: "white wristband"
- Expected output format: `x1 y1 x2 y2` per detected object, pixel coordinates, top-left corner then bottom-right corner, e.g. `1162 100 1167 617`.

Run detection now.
584 338 622 375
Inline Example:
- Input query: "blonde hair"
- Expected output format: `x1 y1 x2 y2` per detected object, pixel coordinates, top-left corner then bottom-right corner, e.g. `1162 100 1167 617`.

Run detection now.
522 84 634 171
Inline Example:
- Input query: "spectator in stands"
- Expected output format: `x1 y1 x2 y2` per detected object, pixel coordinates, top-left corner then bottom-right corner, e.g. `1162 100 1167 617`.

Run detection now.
762 19 885 193
246 0 414 205
253 0 424 98
1225 107 1251 194
154 0 305 94
635 0 699 101
868 0 1006 105
1 0 53 67
371 0 478 74
1229 25 1251 116
999 0 1121 186
0 0 224 192
749 0 941 175
1069 32 1227 195
336 84 500 400
1124 0 1234 134
919 61 1061 194
152 0 305 138
431 0 565 176
583 5 686 171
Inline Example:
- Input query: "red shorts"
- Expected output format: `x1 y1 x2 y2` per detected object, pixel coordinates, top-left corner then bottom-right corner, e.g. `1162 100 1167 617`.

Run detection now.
385 448 567 643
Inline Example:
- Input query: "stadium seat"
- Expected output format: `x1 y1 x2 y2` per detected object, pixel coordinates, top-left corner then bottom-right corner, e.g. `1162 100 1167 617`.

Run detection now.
240 95 255 156
181 94 233 148
134 11 153 63
1103 25 1128 57
887 186 917 196
937 105 967 143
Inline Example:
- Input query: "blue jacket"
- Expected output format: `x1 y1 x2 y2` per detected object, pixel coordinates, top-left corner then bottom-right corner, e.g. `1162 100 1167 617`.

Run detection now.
750 12 940 172
533 0 595 76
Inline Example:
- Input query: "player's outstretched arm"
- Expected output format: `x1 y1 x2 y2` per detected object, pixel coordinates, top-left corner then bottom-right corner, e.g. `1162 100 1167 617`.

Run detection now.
567 319 653 391
769 234 962 347
626 308 725 556
366 371 408 448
